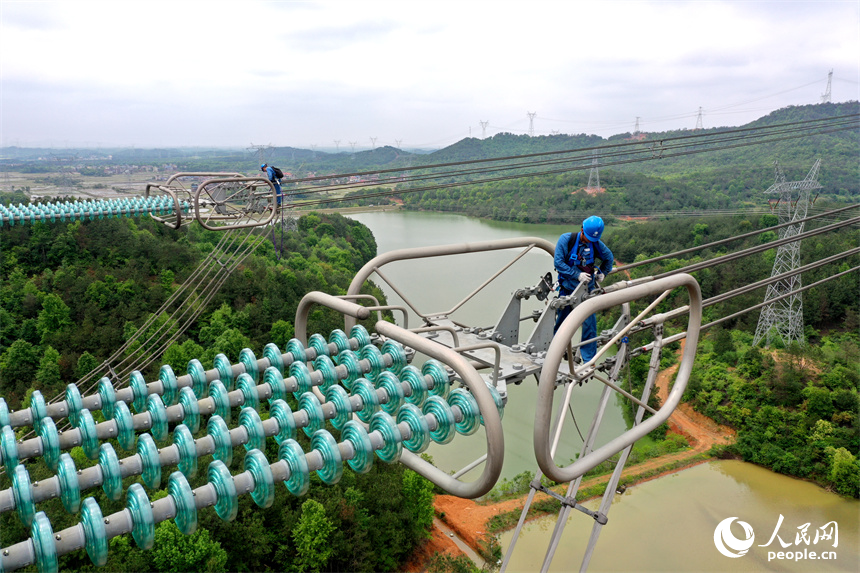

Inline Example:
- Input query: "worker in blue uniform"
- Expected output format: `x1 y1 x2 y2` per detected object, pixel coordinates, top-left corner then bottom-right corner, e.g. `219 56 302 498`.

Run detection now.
260 163 282 206
553 215 614 362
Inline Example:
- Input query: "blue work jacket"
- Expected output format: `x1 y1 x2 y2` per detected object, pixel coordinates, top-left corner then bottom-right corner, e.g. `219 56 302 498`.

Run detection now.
554 231 614 292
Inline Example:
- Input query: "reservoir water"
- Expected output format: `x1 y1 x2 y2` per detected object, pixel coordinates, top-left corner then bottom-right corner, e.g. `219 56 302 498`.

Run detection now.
348 210 859 571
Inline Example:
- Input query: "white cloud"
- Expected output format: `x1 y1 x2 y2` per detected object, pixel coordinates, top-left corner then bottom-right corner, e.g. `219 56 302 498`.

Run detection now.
1 0 857 147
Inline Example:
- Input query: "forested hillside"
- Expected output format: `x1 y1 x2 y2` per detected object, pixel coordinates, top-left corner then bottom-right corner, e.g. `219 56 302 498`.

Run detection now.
0 210 438 572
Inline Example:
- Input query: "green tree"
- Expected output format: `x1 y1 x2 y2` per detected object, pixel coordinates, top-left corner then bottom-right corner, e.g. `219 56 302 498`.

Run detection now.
151 521 228 573
36 345 62 392
268 320 295 349
401 469 435 543
0 339 39 405
76 351 101 380
37 292 72 344
292 499 335 573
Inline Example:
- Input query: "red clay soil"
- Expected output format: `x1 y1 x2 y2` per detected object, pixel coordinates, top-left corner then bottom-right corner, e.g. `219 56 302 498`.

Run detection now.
404 339 737 571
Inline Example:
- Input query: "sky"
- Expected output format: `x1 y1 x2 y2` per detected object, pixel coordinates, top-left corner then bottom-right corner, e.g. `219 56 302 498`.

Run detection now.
1 0 858 150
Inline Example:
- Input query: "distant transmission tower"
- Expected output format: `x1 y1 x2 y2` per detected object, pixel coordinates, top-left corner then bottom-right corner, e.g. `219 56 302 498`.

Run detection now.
695 107 703 130
349 141 357 153
634 117 641 135
248 143 273 165
334 139 341 151
369 137 377 149
479 120 489 139
527 112 537 137
585 152 600 193
753 159 822 347
395 139 402 149
821 69 833 103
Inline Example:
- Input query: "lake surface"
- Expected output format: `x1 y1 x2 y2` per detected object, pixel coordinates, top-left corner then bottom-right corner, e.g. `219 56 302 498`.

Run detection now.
347 210 859 572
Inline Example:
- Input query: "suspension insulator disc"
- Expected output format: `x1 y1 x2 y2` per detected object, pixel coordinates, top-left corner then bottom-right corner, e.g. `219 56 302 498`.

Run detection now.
324 385 352 431
1 425 18 472
401 365 428 408
359 345 385 383
31 511 58 573
298 392 324 437
209 380 231 423
179 387 200 433
263 342 284 373
30 390 47 434
39 417 60 472
207 415 233 467
113 400 136 451
270 399 296 445
308 333 329 358
127 483 154 550
263 366 286 402
12 464 35 526
422 359 450 399
129 371 148 414
98 377 116 420
208 459 238 522
448 388 481 436
187 359 207 399
313 355 338 391
289 361 313 396
236 373 260 412
279 439 310 496
239 348 259 382
423 396 456 445
80 497 108 566
381 340 407 376
65 383 83 427
137 433 161 489
213 354 234 391
244 448 275 508
160 363 179 405
352 378 380 423
370 411 403 463
342 420 373 474
240 407 265 451
328 329 350 354
481 382 505 424
57 453 81 513
335 350 362 391
397 403 431 453
77 408 99 460
286 338 306 363
0 396 9 427
349 324 372 349
98 443 123 501
174 424 198 479
312 429 343 485
168 471 197 535
146 394 168 442
376 371 405 415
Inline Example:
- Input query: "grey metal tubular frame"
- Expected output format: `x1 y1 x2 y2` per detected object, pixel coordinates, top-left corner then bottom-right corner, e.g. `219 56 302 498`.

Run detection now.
534 273 702 483
375 321 504 498
143 183 183 228
343 237 557 330
194 177 277 230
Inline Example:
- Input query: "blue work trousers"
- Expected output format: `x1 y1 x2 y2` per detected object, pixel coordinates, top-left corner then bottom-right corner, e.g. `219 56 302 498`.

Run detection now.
554 285 598 362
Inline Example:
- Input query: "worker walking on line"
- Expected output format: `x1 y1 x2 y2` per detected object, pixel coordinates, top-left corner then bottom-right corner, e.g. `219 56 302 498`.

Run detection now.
261 163 282 206
553 215 614 363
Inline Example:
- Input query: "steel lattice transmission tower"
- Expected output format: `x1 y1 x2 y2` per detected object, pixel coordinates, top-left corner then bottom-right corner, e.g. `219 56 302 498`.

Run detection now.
695 107 703 130
479 120 489 139
527 112 537 137
753 159 822 347
586 152 600 193
821 69 833 103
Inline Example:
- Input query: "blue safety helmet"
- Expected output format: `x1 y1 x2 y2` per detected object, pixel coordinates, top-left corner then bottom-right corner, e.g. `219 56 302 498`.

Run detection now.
260 163 267 170
582 216 604 242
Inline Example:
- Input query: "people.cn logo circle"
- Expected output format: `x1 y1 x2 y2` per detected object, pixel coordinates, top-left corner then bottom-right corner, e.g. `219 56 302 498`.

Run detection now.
713 517 755 558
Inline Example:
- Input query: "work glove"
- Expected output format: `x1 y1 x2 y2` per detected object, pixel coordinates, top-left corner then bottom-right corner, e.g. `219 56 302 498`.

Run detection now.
578 272 591 284
595 271 605 283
